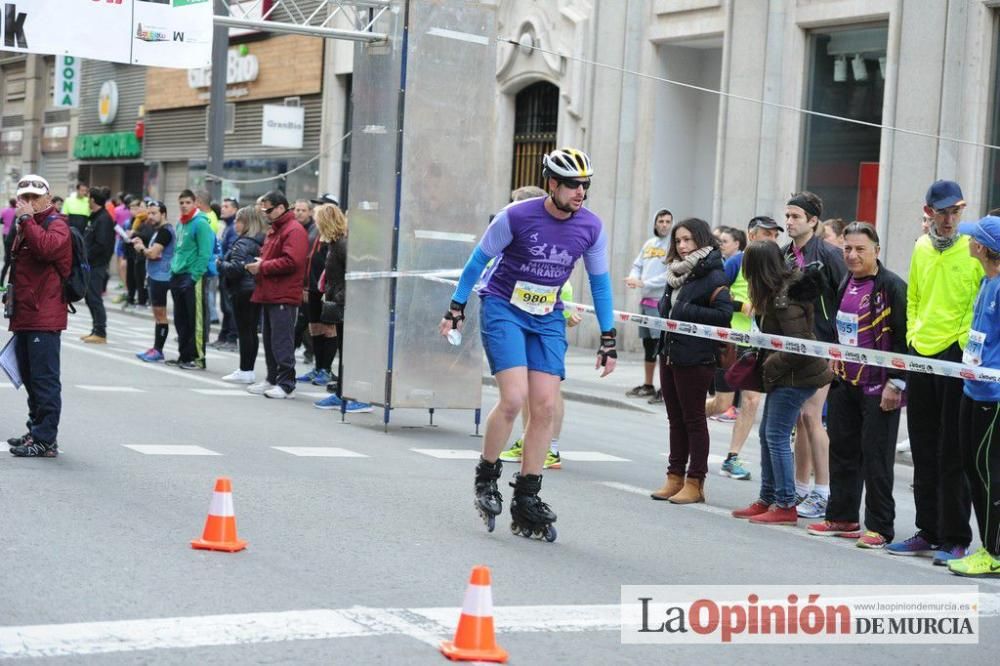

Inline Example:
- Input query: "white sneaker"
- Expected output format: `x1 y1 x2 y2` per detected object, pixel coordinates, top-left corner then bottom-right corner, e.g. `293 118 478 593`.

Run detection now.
264 385 294 400
221 370 255 384
247 381 274 395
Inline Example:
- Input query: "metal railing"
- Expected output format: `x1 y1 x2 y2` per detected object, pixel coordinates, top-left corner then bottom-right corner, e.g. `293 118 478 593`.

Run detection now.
216 0 390 42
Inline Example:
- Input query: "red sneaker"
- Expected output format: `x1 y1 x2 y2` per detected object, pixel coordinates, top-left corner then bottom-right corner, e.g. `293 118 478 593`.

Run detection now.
732 500 770 519
806 520 862 537
749 505 798 525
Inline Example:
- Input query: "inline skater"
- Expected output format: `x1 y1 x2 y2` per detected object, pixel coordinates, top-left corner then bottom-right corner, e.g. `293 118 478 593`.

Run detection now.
439 147 616 542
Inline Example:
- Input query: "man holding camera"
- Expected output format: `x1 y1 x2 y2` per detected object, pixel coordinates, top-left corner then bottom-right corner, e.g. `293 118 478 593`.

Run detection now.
3 175 72 458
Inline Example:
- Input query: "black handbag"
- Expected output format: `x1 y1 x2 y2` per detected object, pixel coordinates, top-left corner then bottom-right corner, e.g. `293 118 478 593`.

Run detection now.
320 301 343 325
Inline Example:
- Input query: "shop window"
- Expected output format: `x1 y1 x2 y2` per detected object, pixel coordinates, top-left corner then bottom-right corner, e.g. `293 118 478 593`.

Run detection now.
511 81 558 193
800 25 887 222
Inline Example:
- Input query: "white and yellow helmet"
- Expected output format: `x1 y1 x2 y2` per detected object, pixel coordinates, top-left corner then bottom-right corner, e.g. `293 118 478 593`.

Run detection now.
542 147 593 180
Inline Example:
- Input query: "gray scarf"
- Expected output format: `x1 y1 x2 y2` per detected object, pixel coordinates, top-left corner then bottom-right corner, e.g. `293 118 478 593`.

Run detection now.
665 246 713 305
928 224 958 252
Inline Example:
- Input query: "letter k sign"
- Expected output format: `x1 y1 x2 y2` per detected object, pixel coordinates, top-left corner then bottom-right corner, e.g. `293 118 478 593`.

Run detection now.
4 3 28 49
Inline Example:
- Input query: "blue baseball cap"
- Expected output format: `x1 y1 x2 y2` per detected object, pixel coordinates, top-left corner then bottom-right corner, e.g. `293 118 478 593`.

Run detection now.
958 216 1000 253
925 180 965 210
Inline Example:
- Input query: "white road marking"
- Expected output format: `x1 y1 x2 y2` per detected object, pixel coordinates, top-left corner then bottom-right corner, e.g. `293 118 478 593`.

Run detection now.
272 447 368 458
560 451 631 462
62 341 234 388
189 389 253 397
0 604 620 659
123 445 222 456
75 385 145 393
410 448 482 459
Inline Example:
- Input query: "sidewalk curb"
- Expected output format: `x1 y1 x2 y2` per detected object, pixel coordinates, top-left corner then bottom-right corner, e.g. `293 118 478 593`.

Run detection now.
481 376 659 414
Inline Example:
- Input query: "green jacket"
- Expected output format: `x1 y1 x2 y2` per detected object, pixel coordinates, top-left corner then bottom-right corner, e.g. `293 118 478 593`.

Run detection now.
906 234 984 355
729 266 752 332
170 211 214 282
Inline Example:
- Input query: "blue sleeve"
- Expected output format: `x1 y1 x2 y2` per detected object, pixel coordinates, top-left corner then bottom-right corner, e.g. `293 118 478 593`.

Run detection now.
451 247 491 305
449 211 513 304
587 271 614 332
582 226 610 275
724 253 742 284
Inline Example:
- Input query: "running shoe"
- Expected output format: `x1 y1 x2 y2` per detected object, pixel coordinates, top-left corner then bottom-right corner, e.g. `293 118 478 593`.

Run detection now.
543 450 561 470
720 455 751 480
806 521 862 537
796 491 827 519
499 438 524 462
10 435 58 458
314 394 343 410
6 432 28 448
344 400 373 414
296 369 318 383
136 348 164 363
857 531 888 549
311 369 333 386
933 545 968 566
111 293 127 304
886 533 939 557
221 370 255 384
264 385 294 400
647 389 663 404
710 406 739 423
947 547 1000 578
626 384 656 398
247 381 275 395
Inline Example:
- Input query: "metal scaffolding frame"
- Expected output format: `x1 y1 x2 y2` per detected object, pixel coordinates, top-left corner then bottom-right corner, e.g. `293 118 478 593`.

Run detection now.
215 0 390 42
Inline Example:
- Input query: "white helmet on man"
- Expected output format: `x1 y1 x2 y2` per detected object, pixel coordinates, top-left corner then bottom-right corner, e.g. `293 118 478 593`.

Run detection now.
542 147 593 180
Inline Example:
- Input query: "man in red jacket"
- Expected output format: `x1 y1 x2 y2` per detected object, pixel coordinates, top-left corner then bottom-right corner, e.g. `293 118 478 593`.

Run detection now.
4 175 72 457
245 190 308 399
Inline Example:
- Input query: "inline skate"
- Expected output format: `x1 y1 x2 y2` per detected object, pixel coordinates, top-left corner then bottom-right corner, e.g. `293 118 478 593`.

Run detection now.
474 457 503 532
509 473 557 542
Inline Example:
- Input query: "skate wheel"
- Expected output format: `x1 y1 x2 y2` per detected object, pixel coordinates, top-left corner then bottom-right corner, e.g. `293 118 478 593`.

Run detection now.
510 522 520 535
521 527 531 538
486 514 495 532
544 525 557 543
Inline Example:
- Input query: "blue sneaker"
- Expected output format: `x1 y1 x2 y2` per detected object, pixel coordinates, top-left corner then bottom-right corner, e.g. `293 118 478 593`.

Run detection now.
314 394 343 410
345 400 373 414
933 545 969 566
297 369 318 383
136 348 164 363
886 533 939 557
720 455 751 480
311 369 333 386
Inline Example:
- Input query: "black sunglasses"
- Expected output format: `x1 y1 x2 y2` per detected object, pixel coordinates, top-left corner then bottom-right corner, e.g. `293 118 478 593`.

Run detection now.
17 180 48 191
557 178 591 191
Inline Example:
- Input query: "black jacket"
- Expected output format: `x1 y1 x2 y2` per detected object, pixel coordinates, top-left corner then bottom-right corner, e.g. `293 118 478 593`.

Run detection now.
217 233 264 295
657 249 733 366
304 236 329 291
324 237 347 307
85 208 116 267
782 234 847 343
834 261 908 382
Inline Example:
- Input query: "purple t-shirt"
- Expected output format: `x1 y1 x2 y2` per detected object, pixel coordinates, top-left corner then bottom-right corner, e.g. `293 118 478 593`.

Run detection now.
1 206 16 236
838 275 881 395
476 197 608 310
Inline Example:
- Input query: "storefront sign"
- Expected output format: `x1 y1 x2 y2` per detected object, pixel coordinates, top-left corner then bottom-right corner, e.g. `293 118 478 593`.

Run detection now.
261 105 305 149
74 132 142 160
53 56 80 108
0 0 212 69
188 49 260 89
99 82 120 125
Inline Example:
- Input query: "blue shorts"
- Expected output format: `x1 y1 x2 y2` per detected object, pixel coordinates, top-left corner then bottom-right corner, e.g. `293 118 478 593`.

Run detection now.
480 296 568 379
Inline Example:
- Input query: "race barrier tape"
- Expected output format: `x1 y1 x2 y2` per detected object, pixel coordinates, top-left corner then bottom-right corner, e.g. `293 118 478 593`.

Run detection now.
345 267 1000 383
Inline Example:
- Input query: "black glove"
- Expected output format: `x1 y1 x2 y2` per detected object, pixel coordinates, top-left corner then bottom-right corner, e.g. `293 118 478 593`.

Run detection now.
597 328 617 367
444 300 465 329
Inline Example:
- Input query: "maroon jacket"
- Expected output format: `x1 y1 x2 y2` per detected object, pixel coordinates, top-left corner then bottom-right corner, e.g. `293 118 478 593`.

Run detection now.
252 210 308 305
8 207 72 332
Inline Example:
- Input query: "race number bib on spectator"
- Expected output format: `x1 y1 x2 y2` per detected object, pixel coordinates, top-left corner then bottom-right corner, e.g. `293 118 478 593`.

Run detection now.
964 330 986 367
511 281 559 315
836 310 859 347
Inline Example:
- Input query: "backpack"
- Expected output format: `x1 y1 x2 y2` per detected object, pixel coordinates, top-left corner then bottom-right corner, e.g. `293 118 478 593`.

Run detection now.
41 214 90 311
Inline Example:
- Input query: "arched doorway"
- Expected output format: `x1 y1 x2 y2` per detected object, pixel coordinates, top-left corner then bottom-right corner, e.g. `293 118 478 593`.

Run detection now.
510 81 558 192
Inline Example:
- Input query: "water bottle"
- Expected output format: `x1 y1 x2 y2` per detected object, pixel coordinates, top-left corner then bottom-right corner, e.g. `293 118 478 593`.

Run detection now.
447 328 462 346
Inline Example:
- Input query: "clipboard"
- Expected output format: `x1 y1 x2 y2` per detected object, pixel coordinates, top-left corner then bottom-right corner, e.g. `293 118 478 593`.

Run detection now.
0 334 21 389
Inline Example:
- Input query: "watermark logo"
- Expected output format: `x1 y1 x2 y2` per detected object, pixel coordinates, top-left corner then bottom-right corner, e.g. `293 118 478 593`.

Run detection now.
621 586 979 644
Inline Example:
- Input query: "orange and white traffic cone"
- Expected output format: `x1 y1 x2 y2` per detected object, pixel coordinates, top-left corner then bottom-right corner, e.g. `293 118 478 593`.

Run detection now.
439 565 508 663
191 477 247 552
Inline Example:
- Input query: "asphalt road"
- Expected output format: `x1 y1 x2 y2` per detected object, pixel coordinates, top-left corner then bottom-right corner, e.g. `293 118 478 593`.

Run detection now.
0 307 996 664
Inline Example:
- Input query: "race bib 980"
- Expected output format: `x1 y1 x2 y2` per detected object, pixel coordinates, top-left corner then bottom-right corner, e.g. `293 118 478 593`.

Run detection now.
511 281 559 315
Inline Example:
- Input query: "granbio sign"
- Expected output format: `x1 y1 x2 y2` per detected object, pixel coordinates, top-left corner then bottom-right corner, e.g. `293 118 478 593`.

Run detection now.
144 34 322 111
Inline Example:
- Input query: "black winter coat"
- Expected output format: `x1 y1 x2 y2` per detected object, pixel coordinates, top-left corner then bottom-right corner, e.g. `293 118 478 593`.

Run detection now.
782 234 847 343
217 233 264 295
657 249 734 366
85 208 116 267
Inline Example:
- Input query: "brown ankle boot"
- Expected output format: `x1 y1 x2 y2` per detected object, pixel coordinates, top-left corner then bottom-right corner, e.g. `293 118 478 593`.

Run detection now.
650 473 685 500
668 477 705 504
